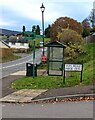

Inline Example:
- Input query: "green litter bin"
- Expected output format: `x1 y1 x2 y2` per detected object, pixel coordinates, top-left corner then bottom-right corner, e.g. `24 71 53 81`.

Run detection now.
26 63 37 76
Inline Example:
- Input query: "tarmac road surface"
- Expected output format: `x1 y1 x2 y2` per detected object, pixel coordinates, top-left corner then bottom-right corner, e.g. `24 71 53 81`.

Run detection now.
1 49 43 78
1 100 94 118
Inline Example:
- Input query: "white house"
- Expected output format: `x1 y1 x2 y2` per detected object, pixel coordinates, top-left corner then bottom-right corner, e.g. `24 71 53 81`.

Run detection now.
8 37 29 49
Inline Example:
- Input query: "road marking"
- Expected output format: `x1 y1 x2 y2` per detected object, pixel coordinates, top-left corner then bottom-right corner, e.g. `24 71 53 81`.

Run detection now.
1 59 32 69
1 50 42 70
1 59 41 70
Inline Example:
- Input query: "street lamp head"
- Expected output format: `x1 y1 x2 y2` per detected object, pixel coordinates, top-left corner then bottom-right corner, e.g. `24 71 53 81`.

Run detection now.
40 3 45 12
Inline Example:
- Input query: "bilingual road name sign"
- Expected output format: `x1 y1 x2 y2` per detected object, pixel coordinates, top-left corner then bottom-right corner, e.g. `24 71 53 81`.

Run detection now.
63 64 83 84
65 64 82 72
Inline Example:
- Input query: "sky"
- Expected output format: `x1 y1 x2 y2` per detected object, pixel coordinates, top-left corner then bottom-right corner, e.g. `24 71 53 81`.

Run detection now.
0 0 95 32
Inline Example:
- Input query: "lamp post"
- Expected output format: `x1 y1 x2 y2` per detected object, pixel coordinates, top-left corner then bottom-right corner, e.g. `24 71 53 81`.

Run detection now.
32 38 36 78
40 3 45 56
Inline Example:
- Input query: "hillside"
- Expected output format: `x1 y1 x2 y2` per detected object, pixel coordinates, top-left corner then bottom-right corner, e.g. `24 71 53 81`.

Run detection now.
0 28 21 36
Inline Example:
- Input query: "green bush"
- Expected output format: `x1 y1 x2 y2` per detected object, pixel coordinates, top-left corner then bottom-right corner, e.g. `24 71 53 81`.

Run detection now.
58 29 85 63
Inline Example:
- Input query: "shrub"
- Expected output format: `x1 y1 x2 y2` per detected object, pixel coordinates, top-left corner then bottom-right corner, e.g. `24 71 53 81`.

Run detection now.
58 29 85 63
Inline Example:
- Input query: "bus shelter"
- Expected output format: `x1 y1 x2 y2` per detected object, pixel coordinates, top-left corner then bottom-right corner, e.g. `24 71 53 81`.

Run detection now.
45 41 66 76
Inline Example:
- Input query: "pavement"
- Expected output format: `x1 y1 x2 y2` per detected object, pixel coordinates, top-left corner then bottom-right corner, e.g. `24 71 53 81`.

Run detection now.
0 70 95 103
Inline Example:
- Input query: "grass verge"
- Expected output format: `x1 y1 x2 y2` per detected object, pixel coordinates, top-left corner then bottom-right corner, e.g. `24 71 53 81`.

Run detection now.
11 43 94 90
1 54 21 63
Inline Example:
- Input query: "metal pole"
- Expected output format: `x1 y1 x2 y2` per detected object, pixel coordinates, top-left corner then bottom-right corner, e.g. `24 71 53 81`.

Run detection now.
42 11 44 56
80 71 82 83
92 9 94 27
92 2 95 27
33 39 35 78
63 70 65 84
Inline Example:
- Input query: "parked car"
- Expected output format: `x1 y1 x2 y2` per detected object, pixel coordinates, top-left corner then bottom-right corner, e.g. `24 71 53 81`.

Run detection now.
40 41 43 47
41 47 47 52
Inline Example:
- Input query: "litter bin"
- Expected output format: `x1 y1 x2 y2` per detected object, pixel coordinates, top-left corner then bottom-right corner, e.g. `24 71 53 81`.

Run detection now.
26 63 37 76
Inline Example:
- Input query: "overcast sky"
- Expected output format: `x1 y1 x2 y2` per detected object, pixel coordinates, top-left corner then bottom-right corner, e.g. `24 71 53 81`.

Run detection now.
1 0 94 31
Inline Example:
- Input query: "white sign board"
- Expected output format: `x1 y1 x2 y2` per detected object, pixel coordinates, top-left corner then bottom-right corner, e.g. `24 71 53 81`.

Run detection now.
65 64 82 71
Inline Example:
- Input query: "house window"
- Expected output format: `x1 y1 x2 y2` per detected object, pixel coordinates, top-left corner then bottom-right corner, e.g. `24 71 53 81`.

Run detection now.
12 43 15 45
20 43 24 46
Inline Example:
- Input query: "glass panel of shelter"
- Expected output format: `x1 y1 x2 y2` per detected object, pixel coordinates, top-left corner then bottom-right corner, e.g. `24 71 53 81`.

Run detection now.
50 47 63 61
48 46 64 76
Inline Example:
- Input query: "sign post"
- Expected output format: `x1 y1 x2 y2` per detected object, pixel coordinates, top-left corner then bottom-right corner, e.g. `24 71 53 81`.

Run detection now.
24 31 36 78
64 64 83 83
33 39 36 78
24 31 44 78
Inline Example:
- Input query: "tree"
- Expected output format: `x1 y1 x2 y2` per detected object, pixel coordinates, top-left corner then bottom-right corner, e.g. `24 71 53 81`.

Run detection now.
87 9 95 28
50 17 83 40
82 19 90 37
90 26 95 33
32 25 36 32
45 24 51 38
32 25 40 35
82 28 90 38
22 25 26 35
36 25 40 35
57 29 85 62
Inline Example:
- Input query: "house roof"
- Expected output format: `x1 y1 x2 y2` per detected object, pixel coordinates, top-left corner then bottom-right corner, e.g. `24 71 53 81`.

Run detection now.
8 37 28 43
0 40 10 48
0 28 21 36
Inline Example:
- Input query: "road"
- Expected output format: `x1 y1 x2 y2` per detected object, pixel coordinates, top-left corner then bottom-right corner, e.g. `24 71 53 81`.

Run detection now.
0 49 43 78
1 101 94 118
